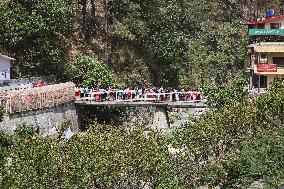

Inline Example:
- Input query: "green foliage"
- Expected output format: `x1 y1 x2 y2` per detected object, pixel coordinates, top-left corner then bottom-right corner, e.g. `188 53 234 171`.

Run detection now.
0 0 74 76
0 132 12 161
0 106 4 122
69 56 119 88
0 107 9 163
110 0 188 87
0 0 284 188
239 132 284 188
257 77 284 124
15 123 39 139
167 78 284 188
109 0 248 87
0 0 249 87
170 104 255 188
203 76 248 108
0 123 170 188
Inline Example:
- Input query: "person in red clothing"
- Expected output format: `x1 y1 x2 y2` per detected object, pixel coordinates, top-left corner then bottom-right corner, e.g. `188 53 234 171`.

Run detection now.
95 90 100 101
75 88 80 99
127 88 131 99
39 80 46 87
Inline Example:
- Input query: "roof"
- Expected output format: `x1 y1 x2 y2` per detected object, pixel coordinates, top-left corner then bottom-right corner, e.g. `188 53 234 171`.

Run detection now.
244 14 284 25
0 54 15 61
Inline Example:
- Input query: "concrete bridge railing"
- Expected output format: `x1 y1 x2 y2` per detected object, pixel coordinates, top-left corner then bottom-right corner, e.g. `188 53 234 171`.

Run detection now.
0 82 75 114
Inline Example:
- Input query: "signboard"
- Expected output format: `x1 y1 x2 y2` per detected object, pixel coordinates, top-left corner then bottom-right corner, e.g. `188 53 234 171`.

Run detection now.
249 29 284 36
257 64 277 72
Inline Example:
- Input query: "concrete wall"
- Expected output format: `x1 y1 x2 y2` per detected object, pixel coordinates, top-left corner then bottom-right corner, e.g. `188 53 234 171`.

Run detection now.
0 102 78 136
150 107 170 132
122 106 156 129
267 75 275 88
0 57 11 81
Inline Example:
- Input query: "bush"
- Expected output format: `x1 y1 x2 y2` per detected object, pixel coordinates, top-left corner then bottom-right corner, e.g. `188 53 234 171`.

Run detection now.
0 123 170 188
15 123 39 139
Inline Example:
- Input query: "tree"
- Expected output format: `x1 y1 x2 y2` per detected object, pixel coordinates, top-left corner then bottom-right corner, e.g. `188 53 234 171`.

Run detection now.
0 0 74 77
202 76 249 109
69 56 119 88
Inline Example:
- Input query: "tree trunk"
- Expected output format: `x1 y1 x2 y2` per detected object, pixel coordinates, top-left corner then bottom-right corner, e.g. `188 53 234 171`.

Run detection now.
91 0 96 35
82 0 87 36
104 0 109 63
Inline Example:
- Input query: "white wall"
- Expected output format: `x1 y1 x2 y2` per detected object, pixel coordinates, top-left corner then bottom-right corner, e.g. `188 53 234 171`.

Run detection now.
0 57 11 81
264 18 284 29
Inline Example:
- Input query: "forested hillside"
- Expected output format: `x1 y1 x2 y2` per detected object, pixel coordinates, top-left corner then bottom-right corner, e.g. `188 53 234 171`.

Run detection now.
0 0 280 87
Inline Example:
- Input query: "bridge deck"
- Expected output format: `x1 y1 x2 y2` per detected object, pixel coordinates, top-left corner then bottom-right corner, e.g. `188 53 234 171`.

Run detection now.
75 100 207 108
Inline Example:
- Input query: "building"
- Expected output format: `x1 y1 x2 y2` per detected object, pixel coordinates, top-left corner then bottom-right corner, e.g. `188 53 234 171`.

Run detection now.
245 10 284 91
0 54 14 82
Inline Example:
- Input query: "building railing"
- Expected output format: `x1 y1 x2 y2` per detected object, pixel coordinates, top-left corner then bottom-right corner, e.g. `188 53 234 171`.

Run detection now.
0 82 75 114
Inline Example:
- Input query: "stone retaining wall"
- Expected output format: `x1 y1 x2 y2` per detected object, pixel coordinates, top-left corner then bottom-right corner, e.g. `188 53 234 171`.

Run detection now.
122 107 207 132
0 102 78 136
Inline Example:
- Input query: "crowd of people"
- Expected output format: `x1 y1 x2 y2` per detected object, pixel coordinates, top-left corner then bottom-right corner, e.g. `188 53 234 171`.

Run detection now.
75 86 203 102
0 80 47 93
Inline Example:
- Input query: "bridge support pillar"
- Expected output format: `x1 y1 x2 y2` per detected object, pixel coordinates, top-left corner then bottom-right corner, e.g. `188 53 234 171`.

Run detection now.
151 106 170 132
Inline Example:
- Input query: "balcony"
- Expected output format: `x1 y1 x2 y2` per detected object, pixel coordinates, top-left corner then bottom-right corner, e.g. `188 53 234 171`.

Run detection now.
249 29 284 36
256 64 278 72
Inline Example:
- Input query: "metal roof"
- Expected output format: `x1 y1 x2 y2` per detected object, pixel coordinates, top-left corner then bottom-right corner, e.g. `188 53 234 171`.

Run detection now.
244 14 284 25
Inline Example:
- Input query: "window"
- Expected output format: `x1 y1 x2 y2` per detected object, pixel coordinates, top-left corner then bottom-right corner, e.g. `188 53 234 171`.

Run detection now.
271 23 281 29
258 23 265 29
259 53 268 63
253 75 267 89
260 53 267 59
273 57 284 67
248 25 257 29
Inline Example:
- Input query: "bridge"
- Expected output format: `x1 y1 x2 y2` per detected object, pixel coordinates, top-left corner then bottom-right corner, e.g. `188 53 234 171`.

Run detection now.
75 99 207 108
0 83 208 133
0 84 207 113
74 91 207 108
75 97 208 132
74 92 207 131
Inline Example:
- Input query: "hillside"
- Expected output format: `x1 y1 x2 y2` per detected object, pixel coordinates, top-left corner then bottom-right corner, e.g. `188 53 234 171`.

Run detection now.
0 0 281 88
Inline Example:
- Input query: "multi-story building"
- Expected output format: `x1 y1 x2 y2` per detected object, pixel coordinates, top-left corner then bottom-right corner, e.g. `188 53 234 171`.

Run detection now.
245 3 284 91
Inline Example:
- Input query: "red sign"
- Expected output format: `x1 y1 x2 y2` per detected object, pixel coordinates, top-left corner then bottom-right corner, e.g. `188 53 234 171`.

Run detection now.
257 64 277 72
